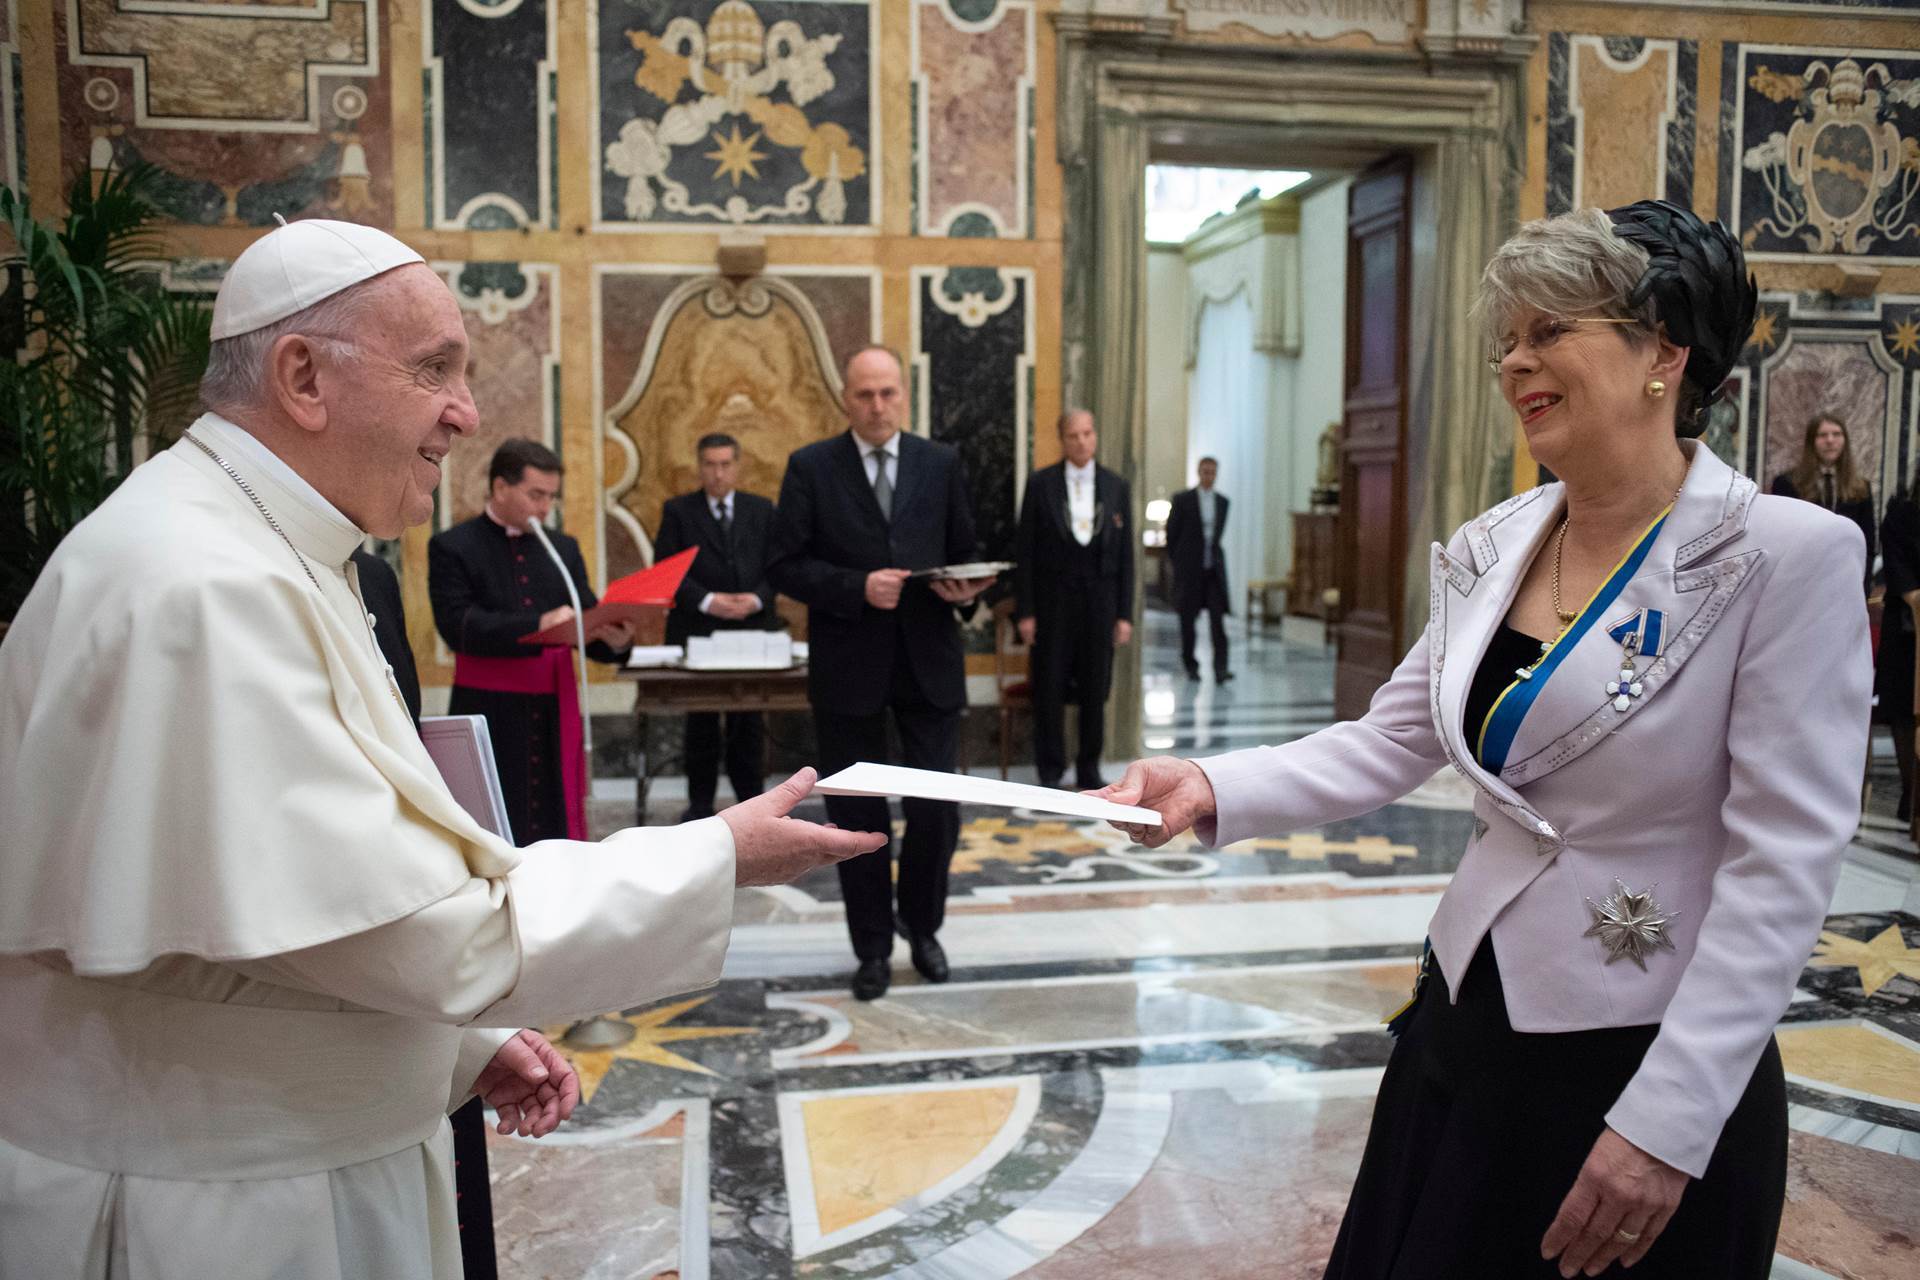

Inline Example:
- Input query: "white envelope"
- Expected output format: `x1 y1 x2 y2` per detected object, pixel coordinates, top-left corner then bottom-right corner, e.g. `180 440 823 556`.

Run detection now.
814 762 1162 826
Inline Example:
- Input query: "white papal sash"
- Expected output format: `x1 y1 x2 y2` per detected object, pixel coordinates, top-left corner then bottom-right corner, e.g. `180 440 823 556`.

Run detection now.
0 957 460 1180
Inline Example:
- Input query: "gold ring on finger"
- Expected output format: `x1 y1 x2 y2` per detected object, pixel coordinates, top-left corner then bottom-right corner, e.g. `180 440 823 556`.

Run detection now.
1613 1229 1641 1244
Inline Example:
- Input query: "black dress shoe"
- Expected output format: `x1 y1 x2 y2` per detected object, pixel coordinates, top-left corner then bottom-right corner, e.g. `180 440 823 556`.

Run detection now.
1075 771 1107 790
851 958 891 1001
1184 665 1202 681
905 933 950 983
1037 775 1063 790
1214 670 1234 684
678 806 714 823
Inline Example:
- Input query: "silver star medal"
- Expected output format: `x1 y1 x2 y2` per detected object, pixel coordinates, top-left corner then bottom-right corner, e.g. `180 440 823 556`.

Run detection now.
1583 879 1678 970
1605 629 1644 711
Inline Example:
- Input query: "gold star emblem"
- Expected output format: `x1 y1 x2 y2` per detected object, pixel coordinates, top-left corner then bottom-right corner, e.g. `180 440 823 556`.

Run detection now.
705 124 767 188
1810 925 1920 998
1583 880 1678 970
545 997 755 1103
1747 309 1779 352
1888 317 1920 361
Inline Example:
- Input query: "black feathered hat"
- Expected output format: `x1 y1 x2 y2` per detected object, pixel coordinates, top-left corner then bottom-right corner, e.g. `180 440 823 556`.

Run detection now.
1605 199 1757 434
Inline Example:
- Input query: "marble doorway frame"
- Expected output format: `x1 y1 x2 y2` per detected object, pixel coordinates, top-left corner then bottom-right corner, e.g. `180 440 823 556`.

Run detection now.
1056 22 1531 753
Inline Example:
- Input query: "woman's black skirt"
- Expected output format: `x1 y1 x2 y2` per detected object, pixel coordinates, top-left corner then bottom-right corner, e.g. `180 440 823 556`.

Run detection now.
1325 938 1787 1279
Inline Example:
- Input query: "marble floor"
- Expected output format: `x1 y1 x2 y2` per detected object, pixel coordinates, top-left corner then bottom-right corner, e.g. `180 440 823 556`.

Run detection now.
499 610 1920 1279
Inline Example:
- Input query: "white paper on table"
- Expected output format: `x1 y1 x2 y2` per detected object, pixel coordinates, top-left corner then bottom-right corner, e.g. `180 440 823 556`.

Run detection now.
626 644 684 668
815 763 1162 826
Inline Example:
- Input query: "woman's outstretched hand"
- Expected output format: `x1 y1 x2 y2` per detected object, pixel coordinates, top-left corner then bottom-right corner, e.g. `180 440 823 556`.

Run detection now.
1089 757 1217 847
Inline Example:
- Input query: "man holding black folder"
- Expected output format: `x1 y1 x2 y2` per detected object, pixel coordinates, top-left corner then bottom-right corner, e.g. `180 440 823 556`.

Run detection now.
429 439 633 843
767 346 994 1000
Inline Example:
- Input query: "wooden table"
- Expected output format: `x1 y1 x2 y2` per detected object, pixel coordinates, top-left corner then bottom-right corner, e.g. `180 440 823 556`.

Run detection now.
617 664 811 820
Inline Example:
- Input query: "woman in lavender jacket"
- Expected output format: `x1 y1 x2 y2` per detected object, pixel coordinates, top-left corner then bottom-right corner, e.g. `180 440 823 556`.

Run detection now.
1100 202 1871 1279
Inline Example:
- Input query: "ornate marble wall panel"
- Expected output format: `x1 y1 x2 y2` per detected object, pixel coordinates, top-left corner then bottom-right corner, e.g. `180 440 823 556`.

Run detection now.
58 0 391 226
912 0 1033 238
431 261 561 529
598 269 873 578
1580 0 1920 11
1720 45 1920 264
1731 292 1920 508
1170 0 1417 47
913 265 1035 563
593 0 876 231
2 0 20 194
424 0 555 230
1545 34 1696 216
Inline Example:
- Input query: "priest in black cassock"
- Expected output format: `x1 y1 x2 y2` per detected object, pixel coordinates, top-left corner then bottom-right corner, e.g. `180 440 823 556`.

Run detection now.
428 439 633 844
654 430 780 821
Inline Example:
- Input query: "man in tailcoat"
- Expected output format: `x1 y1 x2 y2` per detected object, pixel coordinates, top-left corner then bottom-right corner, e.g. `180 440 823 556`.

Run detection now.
767 346 994 1001
1166 456 1233 683
654 431 780 821
1014 409 1134 789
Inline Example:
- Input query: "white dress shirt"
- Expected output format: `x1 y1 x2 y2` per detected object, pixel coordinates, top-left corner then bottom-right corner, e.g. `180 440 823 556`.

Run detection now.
861 433 900 487
698 490 752 616
1066 459 1097 547
1198 486 1216 568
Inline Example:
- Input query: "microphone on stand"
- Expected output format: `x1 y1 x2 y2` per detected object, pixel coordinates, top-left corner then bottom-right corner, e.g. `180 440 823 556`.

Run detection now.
525 518 593 767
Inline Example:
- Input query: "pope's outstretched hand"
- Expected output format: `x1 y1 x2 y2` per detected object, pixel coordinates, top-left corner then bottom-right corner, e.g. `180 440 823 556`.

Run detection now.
723 767 889 886
476 1029 580 1137
1090 757 1218 848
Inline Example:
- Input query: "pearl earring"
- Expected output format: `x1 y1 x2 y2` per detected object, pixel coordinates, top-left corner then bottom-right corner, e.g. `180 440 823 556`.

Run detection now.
1646 379 1667 398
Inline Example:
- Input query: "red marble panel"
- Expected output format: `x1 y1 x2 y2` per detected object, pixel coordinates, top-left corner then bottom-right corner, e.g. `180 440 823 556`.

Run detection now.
439 265 558 527
1762 338 1890 495
917 1 1029 236
57 0 392 226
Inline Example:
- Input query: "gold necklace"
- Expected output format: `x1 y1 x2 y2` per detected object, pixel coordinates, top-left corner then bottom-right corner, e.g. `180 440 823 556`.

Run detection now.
1550 476 1688 626
1550 516 1576 624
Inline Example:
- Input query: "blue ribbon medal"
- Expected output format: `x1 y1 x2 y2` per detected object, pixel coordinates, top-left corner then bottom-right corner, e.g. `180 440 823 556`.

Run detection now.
1476 513 1671 771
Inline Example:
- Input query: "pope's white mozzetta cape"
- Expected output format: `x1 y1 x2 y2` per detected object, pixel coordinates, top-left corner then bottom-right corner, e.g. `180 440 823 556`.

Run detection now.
0 414 737 1279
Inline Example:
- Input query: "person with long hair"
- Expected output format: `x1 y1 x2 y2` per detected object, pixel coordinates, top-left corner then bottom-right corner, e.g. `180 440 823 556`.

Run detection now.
1772 415 1875 589
1879 468 1920 824
1099 201 1870 1279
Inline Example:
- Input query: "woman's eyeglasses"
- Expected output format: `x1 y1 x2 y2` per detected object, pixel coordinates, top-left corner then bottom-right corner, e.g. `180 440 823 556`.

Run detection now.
1488 317 1640 372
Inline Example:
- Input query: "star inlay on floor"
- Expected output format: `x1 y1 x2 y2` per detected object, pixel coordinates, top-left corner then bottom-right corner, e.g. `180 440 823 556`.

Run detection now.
546 997 757 1101
1811 924 1920 999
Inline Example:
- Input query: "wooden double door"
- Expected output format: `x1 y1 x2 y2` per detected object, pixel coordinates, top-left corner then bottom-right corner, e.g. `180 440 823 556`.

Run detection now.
1334 158 1416 721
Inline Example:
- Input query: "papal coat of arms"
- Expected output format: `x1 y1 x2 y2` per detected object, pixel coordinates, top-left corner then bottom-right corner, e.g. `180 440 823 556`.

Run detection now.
1741 56 1920 257
600 0 871 227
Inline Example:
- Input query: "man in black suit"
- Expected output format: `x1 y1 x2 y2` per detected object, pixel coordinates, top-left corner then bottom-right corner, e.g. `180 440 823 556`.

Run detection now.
351 549 423 723
428 439 633 844
1166 456 1232 683
655 431 780 821
1014 409 1134 789
767 346 994 1000
350 546 496 1280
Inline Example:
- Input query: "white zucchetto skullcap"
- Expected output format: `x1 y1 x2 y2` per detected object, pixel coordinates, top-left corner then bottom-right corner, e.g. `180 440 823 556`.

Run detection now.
211 216 425 341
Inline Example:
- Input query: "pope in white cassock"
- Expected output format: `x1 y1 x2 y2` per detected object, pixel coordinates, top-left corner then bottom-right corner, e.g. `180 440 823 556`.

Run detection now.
0 220 884 1279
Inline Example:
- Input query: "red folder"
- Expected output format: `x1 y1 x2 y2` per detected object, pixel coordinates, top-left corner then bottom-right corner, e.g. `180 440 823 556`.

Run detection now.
516 547 697 646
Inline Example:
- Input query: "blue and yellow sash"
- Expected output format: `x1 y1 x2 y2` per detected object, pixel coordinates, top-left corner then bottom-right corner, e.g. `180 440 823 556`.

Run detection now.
1475 507 1671 772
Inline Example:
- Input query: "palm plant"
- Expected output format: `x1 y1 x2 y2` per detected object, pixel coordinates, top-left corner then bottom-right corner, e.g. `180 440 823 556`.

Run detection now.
0 165 211 619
